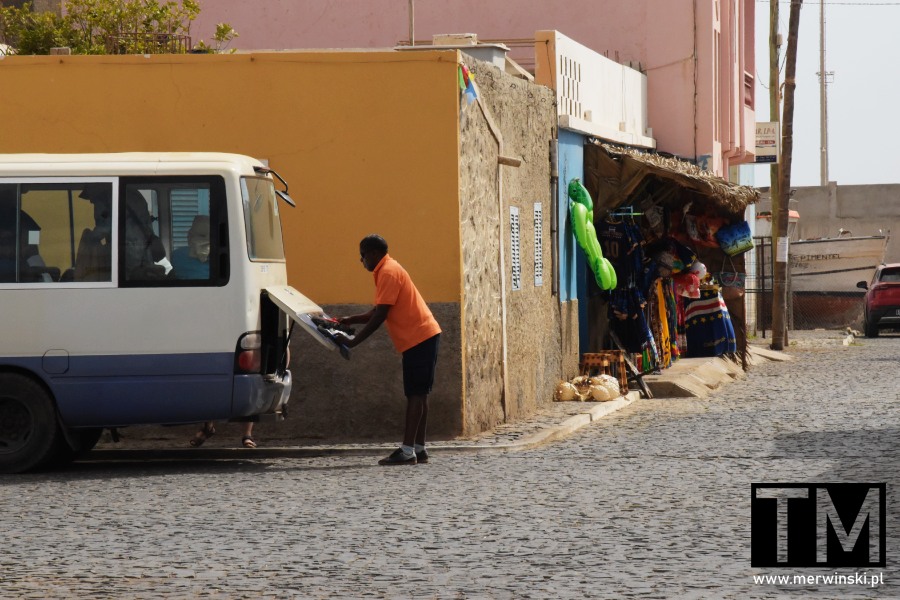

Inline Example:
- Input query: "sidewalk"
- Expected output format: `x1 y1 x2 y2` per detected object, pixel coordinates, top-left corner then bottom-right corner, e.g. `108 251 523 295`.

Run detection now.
83 344 792 463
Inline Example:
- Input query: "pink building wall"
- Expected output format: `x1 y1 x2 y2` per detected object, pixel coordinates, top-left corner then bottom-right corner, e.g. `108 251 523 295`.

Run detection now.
193 0 755 176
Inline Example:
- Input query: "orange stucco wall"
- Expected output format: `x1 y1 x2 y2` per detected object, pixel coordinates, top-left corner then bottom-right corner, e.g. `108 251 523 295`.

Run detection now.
0 50 461 303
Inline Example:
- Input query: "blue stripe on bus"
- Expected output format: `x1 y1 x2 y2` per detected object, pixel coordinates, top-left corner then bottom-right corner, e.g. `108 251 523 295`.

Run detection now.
3 353 235 427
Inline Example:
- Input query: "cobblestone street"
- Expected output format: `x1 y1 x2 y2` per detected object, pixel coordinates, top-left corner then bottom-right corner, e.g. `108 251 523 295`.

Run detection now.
1 331 897 599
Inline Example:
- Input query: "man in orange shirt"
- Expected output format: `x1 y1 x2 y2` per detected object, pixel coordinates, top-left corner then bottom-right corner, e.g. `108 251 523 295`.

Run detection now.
334 234 442 465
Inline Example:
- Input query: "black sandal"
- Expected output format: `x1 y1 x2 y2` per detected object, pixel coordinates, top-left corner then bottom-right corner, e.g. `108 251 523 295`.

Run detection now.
241 436 257 449
189 424 215 447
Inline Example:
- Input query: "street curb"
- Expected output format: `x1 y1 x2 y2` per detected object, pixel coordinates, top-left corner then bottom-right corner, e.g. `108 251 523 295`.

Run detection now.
508 391 639 451
641 356 743 398
640 346 791 398
748 345 794 362
78 392 640 463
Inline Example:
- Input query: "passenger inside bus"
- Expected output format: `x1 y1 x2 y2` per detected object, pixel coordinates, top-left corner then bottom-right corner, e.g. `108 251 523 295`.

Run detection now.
123 188 169 281
69 183 113 282
0 187 57 283
171 215 211 279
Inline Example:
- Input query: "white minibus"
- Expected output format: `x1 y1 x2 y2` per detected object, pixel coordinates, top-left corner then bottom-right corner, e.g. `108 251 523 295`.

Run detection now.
0 153 330 473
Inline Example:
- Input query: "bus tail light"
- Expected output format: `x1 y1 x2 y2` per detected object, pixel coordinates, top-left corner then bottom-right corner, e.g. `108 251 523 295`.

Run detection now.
235 332 262 373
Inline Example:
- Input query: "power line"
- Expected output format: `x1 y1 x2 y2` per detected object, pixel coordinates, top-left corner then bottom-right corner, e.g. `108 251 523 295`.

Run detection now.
758 1 900 5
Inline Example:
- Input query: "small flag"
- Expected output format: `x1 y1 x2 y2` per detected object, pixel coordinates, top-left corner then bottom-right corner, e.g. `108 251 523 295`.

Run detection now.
459 64 478 104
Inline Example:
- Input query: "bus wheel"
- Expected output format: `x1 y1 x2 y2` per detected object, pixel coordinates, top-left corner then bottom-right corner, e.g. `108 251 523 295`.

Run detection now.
0 374 61 474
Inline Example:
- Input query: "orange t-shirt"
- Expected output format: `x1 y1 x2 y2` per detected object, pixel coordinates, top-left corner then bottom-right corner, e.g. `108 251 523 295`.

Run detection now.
373 254 442 353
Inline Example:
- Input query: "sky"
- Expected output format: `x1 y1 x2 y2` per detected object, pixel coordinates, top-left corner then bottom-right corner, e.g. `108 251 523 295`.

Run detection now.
753 0 900 187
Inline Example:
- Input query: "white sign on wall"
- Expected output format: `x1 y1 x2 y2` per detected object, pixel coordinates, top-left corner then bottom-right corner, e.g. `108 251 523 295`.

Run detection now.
510 206 521 291
755 122 780 163
533 202 543 287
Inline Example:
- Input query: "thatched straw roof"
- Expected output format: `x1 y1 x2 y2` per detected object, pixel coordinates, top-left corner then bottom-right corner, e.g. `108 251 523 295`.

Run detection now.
585 142 759 216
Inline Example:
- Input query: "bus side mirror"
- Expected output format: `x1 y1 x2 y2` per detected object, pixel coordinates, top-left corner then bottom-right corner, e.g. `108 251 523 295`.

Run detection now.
275 190 296 208
254 165 296 207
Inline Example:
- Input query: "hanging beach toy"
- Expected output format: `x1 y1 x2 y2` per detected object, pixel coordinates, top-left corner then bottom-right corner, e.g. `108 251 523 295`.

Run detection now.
567 178 617 290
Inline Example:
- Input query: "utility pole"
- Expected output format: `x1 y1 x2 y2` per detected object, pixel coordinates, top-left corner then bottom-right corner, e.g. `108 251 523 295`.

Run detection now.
408 0 415 46
819 0 829 186
769 0 783 350
771 0 803 351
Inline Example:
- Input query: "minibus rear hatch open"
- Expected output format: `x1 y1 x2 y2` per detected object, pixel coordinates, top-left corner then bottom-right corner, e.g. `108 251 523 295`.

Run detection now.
264 285 351 358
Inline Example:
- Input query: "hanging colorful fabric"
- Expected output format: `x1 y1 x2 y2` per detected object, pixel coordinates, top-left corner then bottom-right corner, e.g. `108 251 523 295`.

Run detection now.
683 289 737 357
715 220 754 256
653 279 672 368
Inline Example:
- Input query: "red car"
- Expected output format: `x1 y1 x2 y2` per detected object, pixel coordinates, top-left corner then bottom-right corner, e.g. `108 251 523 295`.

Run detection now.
857 263 900 337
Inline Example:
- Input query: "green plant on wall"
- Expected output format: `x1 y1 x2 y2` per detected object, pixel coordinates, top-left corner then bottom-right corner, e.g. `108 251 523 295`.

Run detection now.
0 0 236 55
0 3 69 53
191 21 237 54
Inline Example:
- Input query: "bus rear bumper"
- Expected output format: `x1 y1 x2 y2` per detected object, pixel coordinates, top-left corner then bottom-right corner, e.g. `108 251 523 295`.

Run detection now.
233 370 292 419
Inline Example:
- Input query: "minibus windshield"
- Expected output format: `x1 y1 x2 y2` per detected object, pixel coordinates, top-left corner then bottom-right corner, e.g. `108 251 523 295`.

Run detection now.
241 176 285 261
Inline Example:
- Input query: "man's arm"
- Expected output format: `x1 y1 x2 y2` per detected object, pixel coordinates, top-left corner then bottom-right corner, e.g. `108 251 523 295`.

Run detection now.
336 304 390 348
339 308 376 326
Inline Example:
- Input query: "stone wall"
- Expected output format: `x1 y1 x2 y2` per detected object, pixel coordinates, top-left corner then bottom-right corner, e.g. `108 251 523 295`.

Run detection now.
457 72 505 434
457 54 560 434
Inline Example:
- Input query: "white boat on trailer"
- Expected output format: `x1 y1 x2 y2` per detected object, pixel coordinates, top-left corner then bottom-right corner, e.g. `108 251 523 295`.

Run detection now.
789 234 888 294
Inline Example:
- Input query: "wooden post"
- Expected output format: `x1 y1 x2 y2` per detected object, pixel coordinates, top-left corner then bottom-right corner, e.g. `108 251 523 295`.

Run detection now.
771 0 803 351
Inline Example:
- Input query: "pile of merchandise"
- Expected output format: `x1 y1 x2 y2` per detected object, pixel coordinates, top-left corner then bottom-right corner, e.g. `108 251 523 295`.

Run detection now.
554 374 623 402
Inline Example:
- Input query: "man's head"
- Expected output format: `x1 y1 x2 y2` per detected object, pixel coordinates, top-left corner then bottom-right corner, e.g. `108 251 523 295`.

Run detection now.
79 183 112 235
187 215 211 263
359 234 387 272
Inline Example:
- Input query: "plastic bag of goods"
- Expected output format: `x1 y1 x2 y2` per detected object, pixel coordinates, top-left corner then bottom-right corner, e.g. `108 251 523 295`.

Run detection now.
590 384 611 401
555 381 578 402
590 375 621 399
571 376 593 401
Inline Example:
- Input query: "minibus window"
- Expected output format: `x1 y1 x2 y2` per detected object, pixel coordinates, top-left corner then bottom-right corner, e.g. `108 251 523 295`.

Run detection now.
241 177 285 261
118 177 227 287
0 181 113 284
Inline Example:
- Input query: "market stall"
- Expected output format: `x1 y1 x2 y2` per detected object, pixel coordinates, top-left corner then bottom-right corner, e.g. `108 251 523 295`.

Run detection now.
579 142 760 373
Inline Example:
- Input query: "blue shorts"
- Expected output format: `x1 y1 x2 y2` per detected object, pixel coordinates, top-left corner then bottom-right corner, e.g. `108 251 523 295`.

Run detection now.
402 334 440 397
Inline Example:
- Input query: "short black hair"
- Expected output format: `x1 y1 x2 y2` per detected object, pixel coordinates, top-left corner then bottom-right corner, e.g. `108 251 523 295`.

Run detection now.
360 234 388 255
